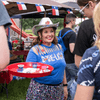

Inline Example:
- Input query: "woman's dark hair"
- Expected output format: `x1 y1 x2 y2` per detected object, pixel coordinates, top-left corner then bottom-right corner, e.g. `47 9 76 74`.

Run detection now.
77 0 100 6
32 27 58 46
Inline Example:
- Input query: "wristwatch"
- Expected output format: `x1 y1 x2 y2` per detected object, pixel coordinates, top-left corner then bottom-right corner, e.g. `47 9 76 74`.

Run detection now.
63 84 68 86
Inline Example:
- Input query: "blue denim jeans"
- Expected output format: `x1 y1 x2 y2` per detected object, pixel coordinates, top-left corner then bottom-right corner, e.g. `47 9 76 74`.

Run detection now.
65 63 78 82
65 63 78 100
67 79 77 100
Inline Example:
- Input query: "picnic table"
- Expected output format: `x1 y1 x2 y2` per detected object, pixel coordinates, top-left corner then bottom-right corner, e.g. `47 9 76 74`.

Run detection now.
13 50 29 61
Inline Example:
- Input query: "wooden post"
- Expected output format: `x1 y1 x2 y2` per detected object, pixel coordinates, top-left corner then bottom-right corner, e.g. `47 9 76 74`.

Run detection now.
44 11 46 17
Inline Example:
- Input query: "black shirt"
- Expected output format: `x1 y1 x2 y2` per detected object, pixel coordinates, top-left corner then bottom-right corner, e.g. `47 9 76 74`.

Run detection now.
59 28 76 63
74 18 96 57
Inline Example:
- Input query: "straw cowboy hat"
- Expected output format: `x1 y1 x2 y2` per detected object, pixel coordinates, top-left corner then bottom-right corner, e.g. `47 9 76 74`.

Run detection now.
32 17 59 36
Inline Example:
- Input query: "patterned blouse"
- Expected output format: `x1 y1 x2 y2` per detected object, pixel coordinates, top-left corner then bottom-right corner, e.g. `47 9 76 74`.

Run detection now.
77 46 100 99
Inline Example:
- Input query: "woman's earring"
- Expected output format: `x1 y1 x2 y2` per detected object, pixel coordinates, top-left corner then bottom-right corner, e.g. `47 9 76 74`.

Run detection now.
40 40 42 42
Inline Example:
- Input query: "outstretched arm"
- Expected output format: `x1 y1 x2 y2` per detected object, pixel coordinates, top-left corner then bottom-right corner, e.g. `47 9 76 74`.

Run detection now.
0 26 10 70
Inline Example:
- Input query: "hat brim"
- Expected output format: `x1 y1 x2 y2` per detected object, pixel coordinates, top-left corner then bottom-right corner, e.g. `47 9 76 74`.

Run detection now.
32 22 59 36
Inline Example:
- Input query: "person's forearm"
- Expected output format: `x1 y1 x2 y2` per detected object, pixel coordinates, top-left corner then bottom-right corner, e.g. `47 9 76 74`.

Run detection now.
75 54 82 68
63 70 67 84
63 70 68 100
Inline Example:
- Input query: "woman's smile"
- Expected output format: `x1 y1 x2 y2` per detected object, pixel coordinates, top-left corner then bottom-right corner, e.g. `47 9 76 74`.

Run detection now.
41 27 55 46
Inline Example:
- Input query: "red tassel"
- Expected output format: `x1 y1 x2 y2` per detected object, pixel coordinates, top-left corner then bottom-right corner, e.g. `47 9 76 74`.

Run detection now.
40 40 42 42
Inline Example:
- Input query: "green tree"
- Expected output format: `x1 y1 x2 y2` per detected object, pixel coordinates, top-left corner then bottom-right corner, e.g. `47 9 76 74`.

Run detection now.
21 18 41 30
21 18 64 30
51 18 64 29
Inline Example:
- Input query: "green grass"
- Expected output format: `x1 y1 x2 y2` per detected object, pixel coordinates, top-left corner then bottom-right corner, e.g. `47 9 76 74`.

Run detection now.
0 78 31 100
25 28 63 36
25 29 33 35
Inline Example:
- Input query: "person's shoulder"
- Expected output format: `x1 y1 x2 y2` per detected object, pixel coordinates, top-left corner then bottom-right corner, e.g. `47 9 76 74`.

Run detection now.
62 28 74 33
67 29 76 35
0 1 12 28
86 46 98 51
57 44 62 49
61 28 70 32
80 18 93 27
31 44 38 49
79 46 100 72
30 44 39 55
61 28 67 32
84 46 99 57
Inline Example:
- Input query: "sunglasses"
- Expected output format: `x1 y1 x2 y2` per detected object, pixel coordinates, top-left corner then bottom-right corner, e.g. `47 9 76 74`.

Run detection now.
79 3 89 14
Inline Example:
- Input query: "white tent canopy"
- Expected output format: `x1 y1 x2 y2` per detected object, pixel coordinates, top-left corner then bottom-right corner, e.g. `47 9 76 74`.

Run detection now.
53 0 77 3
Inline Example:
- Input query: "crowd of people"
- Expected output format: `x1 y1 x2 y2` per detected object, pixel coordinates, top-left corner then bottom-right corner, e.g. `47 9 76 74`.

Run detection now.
1 0 100 99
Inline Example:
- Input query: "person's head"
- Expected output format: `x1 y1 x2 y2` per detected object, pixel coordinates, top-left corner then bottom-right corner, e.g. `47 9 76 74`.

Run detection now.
65 13 76 28
77 0 100 18
26 38 28 41
32 17 59 46
93 2 100 49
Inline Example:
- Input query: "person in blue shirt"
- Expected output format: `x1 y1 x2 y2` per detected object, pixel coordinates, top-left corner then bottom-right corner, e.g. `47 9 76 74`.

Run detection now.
26 17 68 100
74 2 100 100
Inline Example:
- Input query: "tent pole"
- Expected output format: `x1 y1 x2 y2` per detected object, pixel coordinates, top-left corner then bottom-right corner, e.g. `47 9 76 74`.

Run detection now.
20 19 22 49
44 11 46 17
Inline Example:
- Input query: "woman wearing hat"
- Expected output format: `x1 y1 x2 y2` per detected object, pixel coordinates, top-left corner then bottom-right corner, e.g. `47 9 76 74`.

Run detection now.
26 17 68 100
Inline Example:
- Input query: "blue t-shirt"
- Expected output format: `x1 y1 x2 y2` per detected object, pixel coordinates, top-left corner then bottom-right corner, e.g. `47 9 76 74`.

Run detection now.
26 43 66 84
77 46 100 99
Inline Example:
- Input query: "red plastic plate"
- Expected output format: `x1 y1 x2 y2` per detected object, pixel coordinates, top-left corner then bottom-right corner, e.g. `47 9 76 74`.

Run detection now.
6 62 54 78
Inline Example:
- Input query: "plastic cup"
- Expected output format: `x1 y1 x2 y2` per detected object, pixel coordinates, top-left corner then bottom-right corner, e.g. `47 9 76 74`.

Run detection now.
18 64 24 70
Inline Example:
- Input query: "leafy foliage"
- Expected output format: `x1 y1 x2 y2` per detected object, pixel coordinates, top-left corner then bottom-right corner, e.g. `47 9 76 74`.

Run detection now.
21 18 64 30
